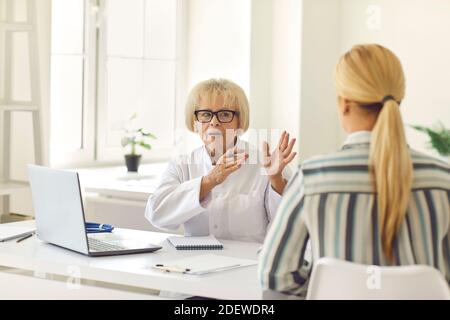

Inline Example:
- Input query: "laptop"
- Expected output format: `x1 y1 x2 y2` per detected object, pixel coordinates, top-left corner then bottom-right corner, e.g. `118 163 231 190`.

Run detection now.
27 165 162 256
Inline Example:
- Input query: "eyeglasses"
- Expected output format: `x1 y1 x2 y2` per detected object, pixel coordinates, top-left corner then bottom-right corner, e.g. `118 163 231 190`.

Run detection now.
194 109 239 123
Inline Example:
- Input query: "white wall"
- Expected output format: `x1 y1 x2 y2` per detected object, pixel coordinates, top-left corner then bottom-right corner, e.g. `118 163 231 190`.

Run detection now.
249 0 303 161
269 0 302 159
340 0 450 156
298 0 342 160
249 0 343 163
249 0 272 131
185 0 251 94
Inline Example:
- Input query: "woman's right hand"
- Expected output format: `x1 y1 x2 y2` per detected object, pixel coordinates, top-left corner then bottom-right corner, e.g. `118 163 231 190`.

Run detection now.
200 147 248 201
209 146 248 185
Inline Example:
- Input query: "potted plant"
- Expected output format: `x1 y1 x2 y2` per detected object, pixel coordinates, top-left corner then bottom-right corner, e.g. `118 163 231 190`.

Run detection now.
121 114 157 172
411 122 450 162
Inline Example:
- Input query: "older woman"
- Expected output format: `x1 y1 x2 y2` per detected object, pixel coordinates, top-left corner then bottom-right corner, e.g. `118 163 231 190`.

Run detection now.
145 79 297 242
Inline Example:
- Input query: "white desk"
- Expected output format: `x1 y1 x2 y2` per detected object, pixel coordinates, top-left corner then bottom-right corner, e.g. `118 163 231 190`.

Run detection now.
0 221 262 299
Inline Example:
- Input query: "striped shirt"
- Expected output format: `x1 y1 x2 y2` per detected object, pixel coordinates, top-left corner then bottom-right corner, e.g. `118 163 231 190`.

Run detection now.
258 131 450 297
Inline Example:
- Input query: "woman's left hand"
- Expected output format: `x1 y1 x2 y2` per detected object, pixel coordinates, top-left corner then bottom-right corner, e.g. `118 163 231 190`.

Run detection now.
262 131 297 194
262 131 297 177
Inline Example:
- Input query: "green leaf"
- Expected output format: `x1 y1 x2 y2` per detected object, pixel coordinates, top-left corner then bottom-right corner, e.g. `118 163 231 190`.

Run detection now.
410 125 428 133
122 113 157 154
143 132 157 139
137 128 156 139
410 123 450 156
138 142 152 150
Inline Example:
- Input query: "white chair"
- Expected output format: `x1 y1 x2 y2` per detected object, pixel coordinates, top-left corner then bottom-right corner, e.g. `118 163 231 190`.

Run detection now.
306 257 450 300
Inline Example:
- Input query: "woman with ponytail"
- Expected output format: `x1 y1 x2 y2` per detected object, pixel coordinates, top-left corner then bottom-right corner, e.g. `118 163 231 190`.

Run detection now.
258 44 450 297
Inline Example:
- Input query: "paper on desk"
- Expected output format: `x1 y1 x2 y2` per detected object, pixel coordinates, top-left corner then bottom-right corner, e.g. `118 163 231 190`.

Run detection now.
151 254 257 275
0 225 36 242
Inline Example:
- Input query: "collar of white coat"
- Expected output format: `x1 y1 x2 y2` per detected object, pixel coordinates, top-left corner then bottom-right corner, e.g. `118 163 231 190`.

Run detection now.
341 130 372 150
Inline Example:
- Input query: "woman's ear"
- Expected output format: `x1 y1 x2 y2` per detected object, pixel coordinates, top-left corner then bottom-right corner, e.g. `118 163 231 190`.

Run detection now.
338 96 351 116
343 99 351 115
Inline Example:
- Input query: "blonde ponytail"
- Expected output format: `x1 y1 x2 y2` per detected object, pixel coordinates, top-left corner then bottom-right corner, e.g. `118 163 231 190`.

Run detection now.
335 44 413 261
370 99 413 260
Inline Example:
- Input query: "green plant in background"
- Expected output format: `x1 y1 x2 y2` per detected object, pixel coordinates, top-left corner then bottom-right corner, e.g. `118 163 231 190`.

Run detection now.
411 122 450 156
121 113 157 155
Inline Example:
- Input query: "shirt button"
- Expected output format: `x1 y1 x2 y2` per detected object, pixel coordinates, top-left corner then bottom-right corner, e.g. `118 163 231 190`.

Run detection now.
214 225 218 229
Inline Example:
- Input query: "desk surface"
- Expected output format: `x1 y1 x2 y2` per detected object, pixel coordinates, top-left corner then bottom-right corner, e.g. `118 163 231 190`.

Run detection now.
0 221 262 299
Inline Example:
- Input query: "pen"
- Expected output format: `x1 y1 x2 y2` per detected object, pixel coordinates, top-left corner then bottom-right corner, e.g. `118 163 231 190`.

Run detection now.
154 264 191 274
16 233 34 243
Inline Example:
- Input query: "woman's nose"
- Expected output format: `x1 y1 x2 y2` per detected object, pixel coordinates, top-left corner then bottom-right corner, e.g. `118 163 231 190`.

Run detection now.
210 114 221 126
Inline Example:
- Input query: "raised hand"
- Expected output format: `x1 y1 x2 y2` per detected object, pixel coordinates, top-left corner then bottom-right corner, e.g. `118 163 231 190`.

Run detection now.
200 146 248 201
209 146 248 185
262 131 297 178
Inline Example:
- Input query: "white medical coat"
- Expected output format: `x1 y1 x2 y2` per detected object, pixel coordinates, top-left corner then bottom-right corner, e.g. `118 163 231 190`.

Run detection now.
145 139 291 243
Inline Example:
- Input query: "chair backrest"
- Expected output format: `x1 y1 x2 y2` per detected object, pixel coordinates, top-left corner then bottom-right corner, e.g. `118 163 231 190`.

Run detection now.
306 257 450 300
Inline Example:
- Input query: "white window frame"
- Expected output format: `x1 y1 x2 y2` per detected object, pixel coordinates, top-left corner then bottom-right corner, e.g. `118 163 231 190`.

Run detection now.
95 0 186 164
51 0 186 168
50 0 97 168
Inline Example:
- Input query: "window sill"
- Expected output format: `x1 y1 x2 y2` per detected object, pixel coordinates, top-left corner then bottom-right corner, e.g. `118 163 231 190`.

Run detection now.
71 162 168 201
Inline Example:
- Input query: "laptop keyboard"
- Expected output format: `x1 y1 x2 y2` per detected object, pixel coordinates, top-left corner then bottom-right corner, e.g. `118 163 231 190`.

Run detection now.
88 237 126 252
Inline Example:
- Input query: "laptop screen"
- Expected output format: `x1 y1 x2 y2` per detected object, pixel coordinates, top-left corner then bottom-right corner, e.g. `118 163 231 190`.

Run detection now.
28 165 89 255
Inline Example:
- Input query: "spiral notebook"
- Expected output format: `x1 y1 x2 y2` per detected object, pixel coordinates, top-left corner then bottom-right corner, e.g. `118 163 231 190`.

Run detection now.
167 235 223 250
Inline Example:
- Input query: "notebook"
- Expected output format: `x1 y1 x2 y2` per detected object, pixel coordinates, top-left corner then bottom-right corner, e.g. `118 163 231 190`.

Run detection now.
0 225 36 242
151 254 257 275
167 235 223 250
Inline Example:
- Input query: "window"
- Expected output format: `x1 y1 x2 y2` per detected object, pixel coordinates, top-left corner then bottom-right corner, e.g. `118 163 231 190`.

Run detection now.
50 0 93 166
50 0 183 167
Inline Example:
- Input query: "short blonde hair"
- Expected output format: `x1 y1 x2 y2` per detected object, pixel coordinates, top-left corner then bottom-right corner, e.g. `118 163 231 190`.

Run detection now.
185 79 250 132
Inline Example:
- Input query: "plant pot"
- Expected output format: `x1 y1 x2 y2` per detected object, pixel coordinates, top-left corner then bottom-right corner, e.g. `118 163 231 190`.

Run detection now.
125 154 142 172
